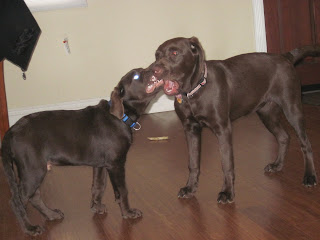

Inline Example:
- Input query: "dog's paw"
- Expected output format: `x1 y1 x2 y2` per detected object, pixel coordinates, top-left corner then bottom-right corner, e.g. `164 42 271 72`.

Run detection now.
178 186 196 198
91 203 107 215
25 224 45 236
122 208 142 219
303 174 317 187
217 191 234 204
46 209 64 221
264 163 283 173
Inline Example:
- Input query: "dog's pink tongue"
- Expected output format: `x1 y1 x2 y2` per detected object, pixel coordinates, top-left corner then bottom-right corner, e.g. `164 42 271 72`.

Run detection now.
164 80 172 90
164 80 179 95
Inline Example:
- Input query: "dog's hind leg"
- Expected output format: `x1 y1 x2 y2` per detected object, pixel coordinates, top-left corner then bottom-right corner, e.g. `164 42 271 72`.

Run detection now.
9 196 44 236
91 167 108 214
2 143 44 235
108 164 142 219
29 188 64 221
7 180 43 236
281 100 317 186
13 168 47 236
257 101 290 172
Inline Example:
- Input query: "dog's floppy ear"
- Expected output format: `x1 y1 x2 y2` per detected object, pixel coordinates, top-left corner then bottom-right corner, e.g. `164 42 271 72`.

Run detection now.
189 37 205 58
190 36 200 51
110 87 124 119
189 36 206 72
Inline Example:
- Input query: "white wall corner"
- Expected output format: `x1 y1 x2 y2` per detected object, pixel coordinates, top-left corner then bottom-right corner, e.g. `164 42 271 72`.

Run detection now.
252 0 267 52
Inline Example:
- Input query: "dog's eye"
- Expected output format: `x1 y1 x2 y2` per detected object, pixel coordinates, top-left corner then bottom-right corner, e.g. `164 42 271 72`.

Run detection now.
172 51 178 56
120 87 125 96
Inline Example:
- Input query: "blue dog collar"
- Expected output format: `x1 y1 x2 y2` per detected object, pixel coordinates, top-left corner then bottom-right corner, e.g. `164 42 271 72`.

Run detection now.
108 100 141 130
121 113 141 130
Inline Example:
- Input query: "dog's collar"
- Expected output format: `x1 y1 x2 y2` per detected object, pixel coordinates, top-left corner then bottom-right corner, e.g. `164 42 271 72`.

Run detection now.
108 101 141 130
176 63 207 103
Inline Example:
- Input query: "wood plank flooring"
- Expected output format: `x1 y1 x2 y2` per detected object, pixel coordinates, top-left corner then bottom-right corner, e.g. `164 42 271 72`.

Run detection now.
0 104 320 240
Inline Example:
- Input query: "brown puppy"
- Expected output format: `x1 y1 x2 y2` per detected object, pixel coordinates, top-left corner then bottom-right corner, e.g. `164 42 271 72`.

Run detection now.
147 37 319 204
1 66 162 236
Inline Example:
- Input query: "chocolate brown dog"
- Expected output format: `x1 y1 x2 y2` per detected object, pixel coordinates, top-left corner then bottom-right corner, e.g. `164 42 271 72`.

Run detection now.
147 37 319 204
1 66 162 236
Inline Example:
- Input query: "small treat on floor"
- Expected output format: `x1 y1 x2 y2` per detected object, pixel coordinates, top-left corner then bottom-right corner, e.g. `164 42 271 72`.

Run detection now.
148 136 169 141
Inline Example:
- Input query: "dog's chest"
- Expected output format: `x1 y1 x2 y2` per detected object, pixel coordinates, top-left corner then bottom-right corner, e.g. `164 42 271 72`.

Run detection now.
178 98 212 126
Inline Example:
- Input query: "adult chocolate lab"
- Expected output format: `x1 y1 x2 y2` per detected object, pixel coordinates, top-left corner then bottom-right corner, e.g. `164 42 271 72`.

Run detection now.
146 36 319 204
1 66 162 236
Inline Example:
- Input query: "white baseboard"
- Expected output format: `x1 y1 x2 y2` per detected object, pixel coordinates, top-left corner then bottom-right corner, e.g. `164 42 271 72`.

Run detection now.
8 93 175 126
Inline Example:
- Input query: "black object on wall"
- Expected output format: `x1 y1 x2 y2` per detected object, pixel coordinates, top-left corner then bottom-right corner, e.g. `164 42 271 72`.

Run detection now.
0 0 41 72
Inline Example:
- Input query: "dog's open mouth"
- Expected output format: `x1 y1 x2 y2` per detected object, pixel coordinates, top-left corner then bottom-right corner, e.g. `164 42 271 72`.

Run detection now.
146 76 180 96
146 75 164 93
163 80 179 96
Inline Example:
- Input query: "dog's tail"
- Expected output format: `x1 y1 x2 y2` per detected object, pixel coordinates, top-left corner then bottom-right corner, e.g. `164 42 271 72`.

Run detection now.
1 133 26 220
1 133 18 194
283 45 320 65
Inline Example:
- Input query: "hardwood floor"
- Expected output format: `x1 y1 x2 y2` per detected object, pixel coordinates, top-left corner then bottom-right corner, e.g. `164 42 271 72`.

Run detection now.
0 104 320 240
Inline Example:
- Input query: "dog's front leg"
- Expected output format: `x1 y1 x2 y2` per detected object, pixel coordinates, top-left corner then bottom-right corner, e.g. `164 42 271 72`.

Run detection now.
214 122 235 204
108 165 142 219
91 167 108 214
178 119 202 198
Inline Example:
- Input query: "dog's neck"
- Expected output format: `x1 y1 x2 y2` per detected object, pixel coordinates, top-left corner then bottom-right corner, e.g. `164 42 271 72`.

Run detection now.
176 63 207 103
108 101 141 130
123 103 139 118
186 63 207 98
115 93 159 130
122 104 142 130
122 97 155 129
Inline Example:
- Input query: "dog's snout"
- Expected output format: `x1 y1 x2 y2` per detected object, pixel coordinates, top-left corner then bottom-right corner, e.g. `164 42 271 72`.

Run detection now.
152 65 163 76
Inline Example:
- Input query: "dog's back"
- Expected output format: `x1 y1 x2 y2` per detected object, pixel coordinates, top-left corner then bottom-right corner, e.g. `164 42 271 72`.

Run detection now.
208 53 300 119
3 99 131 169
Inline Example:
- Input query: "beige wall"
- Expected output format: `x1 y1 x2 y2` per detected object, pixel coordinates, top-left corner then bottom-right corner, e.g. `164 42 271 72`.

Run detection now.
4 0 255 110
